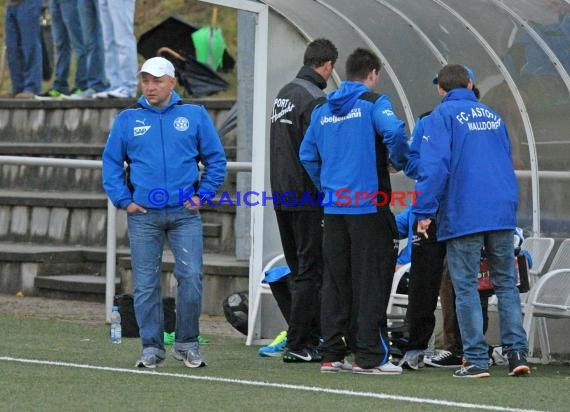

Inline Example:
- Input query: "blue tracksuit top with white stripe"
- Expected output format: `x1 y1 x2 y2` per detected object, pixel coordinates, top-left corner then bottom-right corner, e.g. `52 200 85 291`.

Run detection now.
412 88 518 241
102 91 227 209
300 81 409 214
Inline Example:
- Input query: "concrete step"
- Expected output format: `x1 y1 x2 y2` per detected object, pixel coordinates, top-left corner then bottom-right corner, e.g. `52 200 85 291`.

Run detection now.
119 252 249 316
0 193 235 252
35 274 121 295
0 98 235 144
0 142 104 156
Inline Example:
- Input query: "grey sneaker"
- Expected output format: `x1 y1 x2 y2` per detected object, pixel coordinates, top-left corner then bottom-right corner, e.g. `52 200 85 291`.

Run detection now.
65 88 96 100
353 361 403 375
320 359 353 373
453 361 490 378
398 349 425 370
135 354 165 369
172 343 207 368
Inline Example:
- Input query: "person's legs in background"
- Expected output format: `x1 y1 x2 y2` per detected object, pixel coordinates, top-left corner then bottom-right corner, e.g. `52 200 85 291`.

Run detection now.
399 220 446 370
5 0 43 96
57 0 88 93
425 260 464 368
76 0 108 94
102 0 137 97
97 0 119 92
50 0 71 94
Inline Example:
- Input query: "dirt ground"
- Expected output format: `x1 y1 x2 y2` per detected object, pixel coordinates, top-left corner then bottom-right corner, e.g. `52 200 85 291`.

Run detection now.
0 293 244 339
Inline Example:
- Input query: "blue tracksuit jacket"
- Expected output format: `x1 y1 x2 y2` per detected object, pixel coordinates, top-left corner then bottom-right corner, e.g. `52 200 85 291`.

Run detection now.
412 88 518 241
102 91 227 209
300 81 409 214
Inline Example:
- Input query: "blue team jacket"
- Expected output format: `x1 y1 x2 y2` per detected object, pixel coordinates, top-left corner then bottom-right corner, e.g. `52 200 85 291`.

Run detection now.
300 81 409 214
102 92 227 209
412 88 518 241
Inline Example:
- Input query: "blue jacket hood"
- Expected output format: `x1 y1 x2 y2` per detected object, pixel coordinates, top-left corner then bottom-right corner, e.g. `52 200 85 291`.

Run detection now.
328 81 370 116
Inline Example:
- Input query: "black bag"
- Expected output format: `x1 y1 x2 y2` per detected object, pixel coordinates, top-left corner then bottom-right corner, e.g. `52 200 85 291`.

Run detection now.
222 291 248 336
113 294 176 338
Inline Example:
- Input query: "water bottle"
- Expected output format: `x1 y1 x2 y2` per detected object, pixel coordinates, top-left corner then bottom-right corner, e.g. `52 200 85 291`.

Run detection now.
110 305 122 344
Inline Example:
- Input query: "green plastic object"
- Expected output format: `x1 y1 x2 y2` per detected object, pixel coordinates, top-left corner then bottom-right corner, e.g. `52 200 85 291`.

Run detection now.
163 331 175 345
191 26 226 71
163 331 210 345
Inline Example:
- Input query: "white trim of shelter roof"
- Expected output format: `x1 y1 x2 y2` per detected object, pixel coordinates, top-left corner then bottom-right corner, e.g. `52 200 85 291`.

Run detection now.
200 0 270 344
315 0 416 132
201 0 266 13
262 2 341 86
432 0 541 236
489 0 570 94
374 0 447 66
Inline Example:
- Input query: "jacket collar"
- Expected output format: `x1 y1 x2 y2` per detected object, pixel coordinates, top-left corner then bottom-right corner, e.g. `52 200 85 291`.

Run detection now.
442 88 477 102
137 91 182 113
296 66 327 90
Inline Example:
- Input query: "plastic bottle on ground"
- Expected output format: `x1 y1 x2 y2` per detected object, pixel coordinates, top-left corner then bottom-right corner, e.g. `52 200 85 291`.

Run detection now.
110 305 122 344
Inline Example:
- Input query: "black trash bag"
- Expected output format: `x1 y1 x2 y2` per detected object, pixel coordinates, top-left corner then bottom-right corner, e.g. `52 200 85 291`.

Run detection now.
158 47 229 98
222 291 248 336
137 16 235 72
174 53 229 98
113 294 176 337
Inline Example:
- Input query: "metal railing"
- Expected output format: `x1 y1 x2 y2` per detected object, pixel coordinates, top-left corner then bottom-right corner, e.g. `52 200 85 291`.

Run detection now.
0 155 252 322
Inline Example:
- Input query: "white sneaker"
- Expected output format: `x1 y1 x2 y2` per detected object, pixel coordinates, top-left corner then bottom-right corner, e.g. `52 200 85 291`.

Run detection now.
107 86 135 99
353 361 403 375
93 90 110 99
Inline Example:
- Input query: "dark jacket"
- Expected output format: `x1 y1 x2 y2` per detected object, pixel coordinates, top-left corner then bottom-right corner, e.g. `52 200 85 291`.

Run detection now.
269 66 327 210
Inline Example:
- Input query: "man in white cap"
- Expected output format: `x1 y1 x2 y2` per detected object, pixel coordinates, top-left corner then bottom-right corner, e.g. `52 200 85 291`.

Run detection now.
102 56 227 368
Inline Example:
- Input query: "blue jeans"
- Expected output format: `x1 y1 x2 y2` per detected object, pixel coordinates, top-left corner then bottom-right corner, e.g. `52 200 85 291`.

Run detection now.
50 0 88 92
77 0 108 91
5 0 43 94
98 0 138 95
447 230 528 369
127 207 204 358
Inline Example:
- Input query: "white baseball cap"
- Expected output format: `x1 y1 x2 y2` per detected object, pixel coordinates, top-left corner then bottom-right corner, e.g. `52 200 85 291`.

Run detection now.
139 57 175 78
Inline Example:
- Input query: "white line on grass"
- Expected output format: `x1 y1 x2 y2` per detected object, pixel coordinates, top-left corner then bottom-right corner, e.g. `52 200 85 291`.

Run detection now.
0 356 545 412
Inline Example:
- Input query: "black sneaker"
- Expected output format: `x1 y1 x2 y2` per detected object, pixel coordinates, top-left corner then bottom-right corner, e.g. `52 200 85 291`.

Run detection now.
508 352 530 376
453 361 491 378
425 350 464 368
283 346 322 363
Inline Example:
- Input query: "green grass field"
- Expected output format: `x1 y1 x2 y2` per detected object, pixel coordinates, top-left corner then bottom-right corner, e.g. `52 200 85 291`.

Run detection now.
1 313 569 411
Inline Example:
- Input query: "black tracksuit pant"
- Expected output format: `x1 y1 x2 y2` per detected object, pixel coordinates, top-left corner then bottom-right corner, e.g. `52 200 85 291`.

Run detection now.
273 210 323 350
320 209 398 369
406 220 446 350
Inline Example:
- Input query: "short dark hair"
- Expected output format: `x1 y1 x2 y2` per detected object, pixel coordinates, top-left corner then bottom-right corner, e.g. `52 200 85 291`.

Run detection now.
345 48 381 81
436 64 470 92
303 38 338 68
